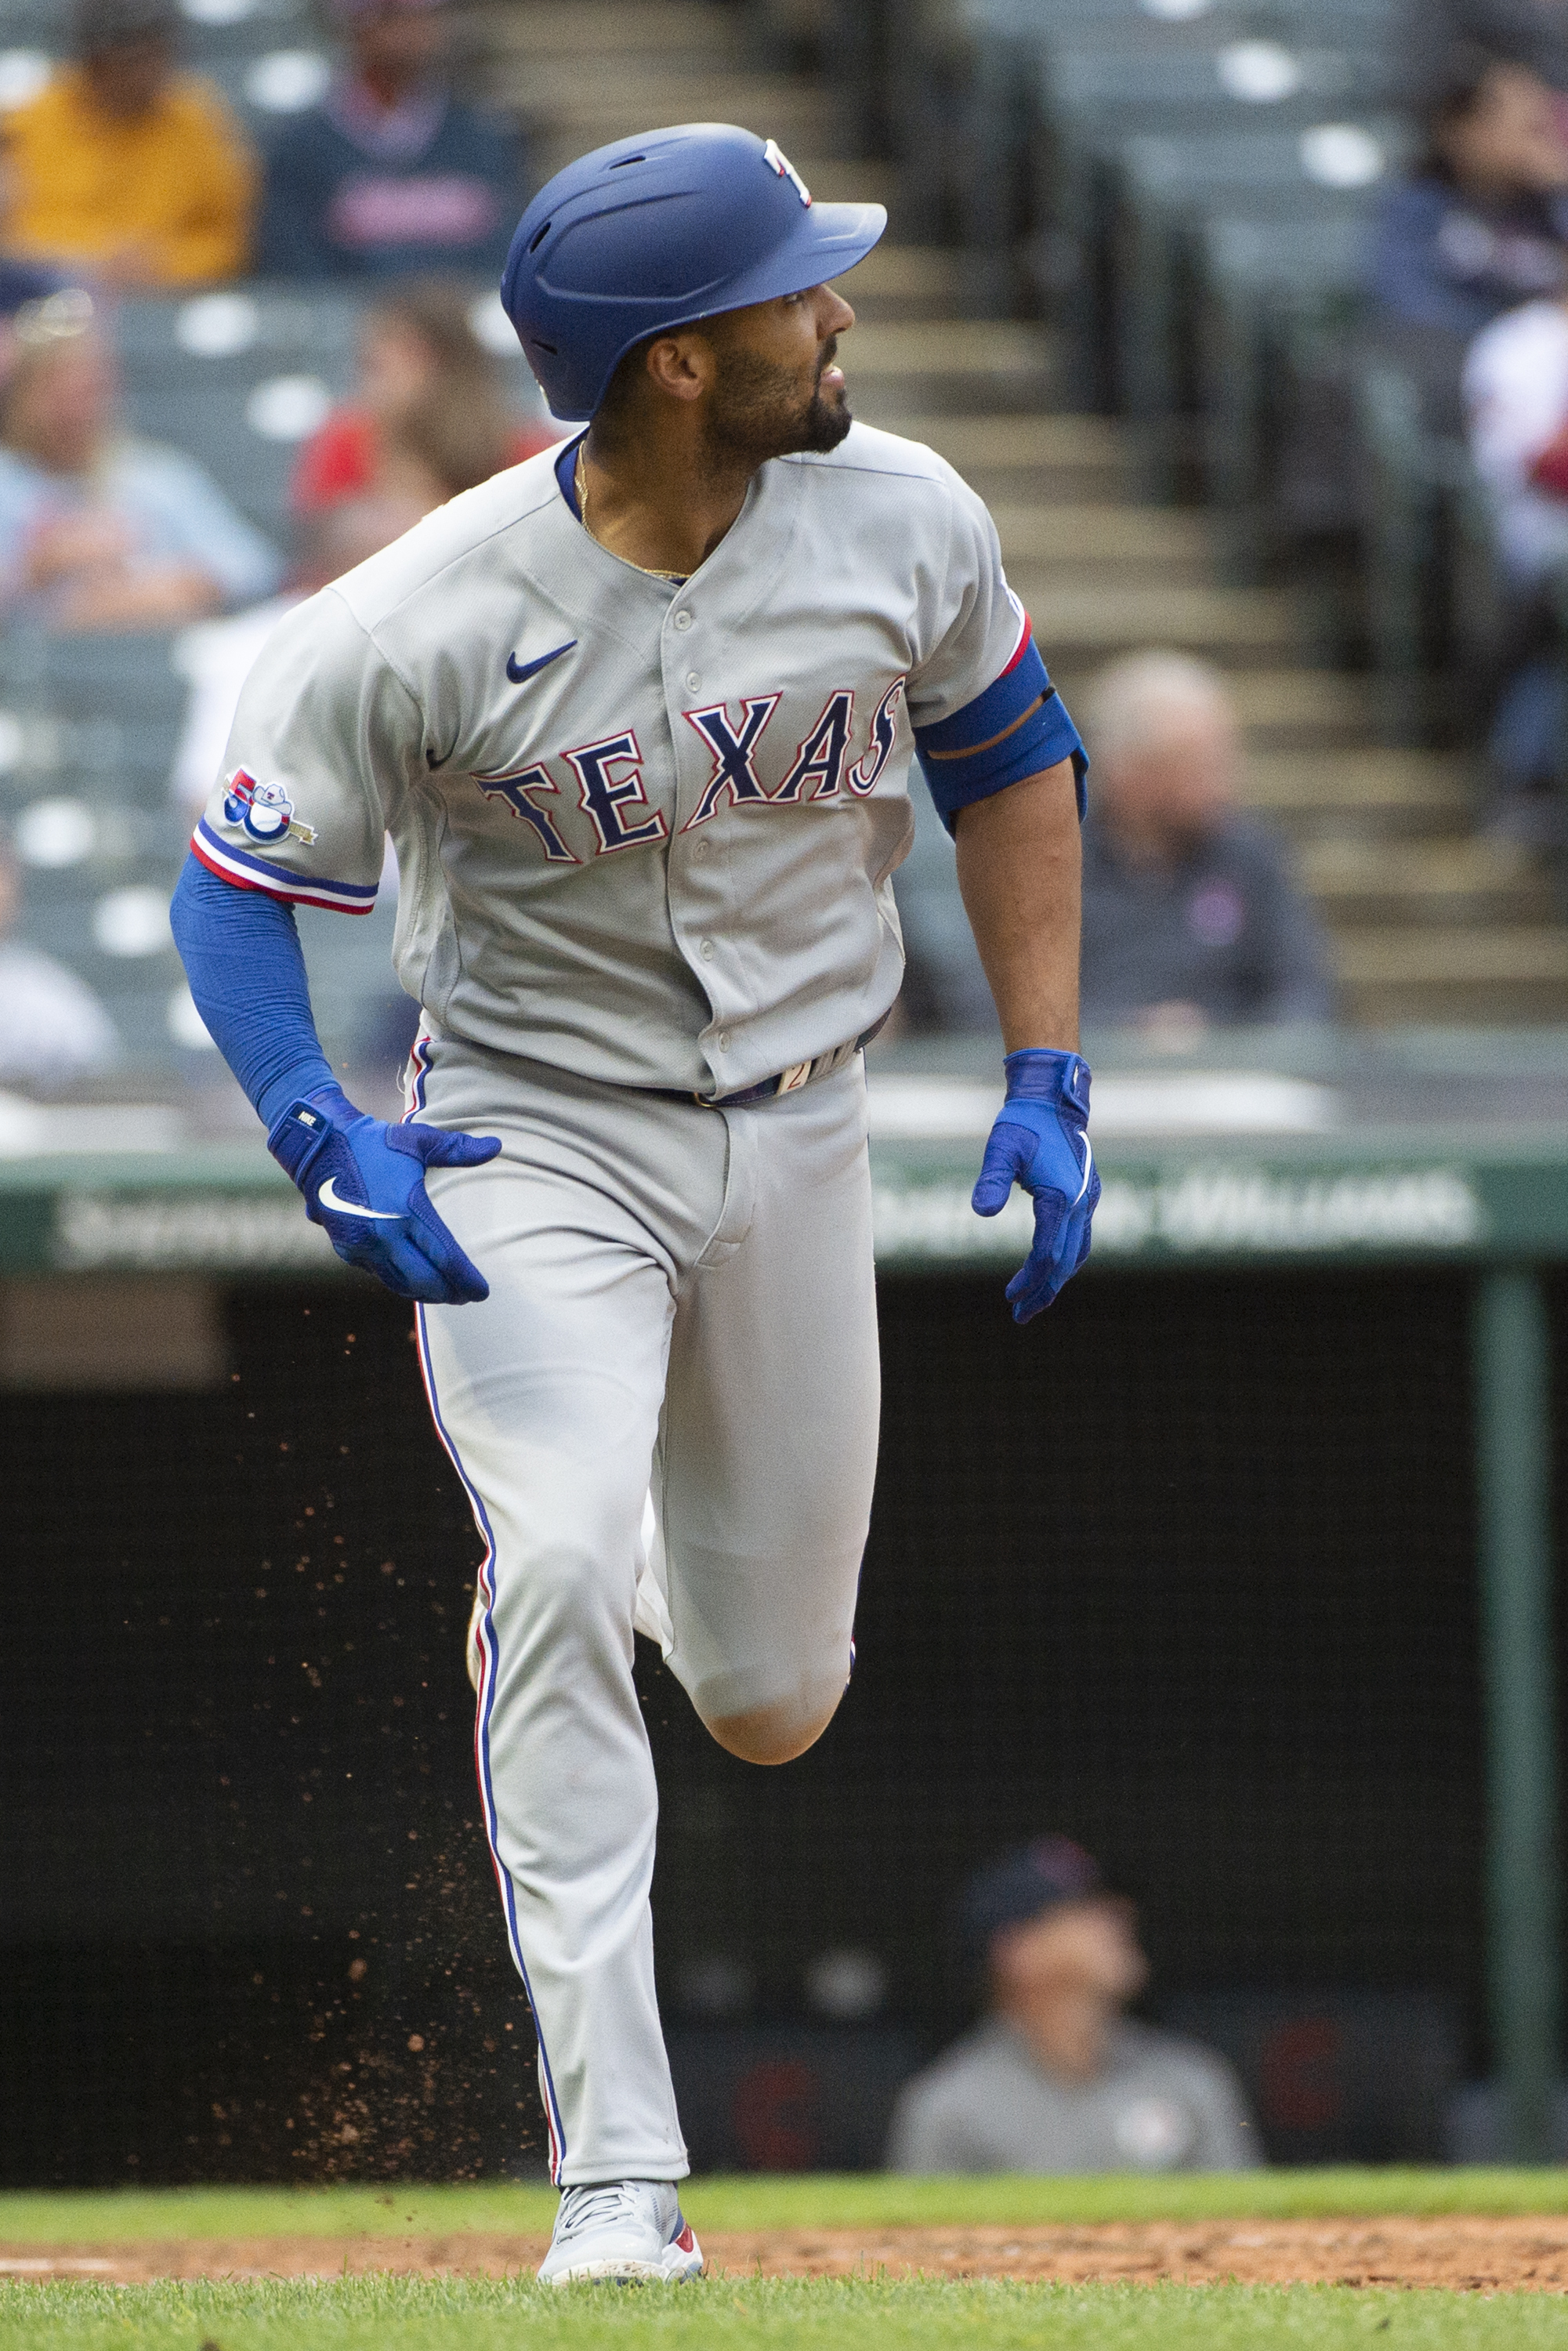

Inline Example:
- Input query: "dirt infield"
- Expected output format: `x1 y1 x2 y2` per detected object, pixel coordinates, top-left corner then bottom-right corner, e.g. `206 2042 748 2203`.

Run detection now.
5 2216 1568 2291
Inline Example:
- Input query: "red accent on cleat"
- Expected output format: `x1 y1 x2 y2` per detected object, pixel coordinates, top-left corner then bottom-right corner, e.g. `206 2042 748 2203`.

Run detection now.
675 2224 696 2252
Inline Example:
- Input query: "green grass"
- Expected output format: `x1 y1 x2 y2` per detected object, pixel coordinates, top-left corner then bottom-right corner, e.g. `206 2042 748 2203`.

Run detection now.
7 2182 1568 2346
1 2277 1566 2351
5 2171 1568 2242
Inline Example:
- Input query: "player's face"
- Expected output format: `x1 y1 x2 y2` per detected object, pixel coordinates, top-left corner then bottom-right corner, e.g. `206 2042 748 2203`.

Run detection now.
701 283 858 469
993 1896 1150 2009
1105 704 1239 847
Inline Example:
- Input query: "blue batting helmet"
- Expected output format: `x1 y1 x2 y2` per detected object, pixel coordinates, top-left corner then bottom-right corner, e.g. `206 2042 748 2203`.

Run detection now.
501 122 886 422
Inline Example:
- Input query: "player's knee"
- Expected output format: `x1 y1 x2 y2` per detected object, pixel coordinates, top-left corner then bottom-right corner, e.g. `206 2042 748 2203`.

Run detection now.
701 1686 846 1767
491 1503 643 1644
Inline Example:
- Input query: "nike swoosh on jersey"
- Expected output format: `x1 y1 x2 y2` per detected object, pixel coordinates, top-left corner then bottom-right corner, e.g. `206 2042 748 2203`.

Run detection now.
506 639 577 686
317 1176 401 1219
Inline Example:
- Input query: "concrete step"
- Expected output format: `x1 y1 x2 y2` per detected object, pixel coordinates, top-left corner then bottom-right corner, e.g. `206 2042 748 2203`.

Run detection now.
1243 750 1475 839
465 1 744 61
850 324 1059 419
1303 839 1553 926
846 322 1056 378
1334 927 1568 1023
1019 581 1298 667
499 72 849 154
1048 664 1376 749
520 112 890 196
1225 669 1378 752
914 415 1124 471
843 245 967 321
994 502 1214 584
910 413 1128 504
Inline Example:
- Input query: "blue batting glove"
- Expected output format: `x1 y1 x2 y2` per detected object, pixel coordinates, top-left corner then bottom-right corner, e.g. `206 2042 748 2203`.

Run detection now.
972 1048 1099 1324
268 1081 501 1306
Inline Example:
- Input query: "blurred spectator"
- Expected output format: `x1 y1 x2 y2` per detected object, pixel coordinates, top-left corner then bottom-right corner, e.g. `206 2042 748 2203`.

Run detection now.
0 0 255 288
292 280 555 519
0 831 118 1085
1368 47 1568 365
886 1838 1258 2174
1079 653 1332 1037
1464 293 1568 817
1466 292 1568 586
0 262 66 321
257 0 521 281
171 492 433 809
1413 1 1568 93
0 289 281 632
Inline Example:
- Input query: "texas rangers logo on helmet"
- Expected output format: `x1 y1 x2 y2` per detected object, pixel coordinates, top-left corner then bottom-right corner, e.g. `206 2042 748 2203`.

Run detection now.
762 138 812 207
223 767 317 846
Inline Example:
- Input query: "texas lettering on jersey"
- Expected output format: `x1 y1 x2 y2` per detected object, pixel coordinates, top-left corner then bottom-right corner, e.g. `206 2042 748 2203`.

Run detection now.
474 680 906 862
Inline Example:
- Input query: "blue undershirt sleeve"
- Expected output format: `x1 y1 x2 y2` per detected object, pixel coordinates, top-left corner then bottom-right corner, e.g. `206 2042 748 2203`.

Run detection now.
169 851 338 1132
914 634 1088 837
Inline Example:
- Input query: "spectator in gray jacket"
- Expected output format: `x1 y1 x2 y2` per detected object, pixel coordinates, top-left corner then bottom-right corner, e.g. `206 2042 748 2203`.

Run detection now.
1079 651 1333 1039
886 1838 1258 2175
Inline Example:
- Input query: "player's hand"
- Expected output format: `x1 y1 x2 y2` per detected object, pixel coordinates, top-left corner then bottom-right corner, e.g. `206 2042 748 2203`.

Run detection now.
971 1049 1099 1324
268 1083 502 1306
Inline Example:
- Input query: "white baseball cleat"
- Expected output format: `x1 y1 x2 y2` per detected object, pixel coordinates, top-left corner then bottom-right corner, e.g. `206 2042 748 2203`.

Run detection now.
537 2178 704 2285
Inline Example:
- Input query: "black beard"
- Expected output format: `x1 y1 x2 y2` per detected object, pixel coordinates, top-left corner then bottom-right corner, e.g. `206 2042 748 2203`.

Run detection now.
701 340 853 475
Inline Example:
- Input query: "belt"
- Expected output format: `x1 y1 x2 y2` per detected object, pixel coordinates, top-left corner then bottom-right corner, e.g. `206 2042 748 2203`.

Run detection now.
669 1015 889 1111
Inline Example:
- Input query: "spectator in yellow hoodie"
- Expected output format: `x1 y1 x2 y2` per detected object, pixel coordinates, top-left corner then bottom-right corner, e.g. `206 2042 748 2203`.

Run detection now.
1 0 256 288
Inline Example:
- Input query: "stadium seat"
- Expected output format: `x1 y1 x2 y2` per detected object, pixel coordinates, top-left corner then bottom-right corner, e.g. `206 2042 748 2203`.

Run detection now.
1354 357 1508 744
111 285 545 539
0 615 414 1077
1104 124 1404 479
1193 211 1371 541
113 284 364 537
0 0 326 132
896 0 1400 276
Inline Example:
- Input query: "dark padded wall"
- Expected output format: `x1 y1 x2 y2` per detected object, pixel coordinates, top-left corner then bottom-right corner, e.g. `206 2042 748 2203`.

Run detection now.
0 1269 1487 2182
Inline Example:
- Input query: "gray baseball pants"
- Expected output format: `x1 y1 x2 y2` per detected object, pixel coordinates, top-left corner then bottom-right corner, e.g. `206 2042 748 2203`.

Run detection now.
407 1027 881 2184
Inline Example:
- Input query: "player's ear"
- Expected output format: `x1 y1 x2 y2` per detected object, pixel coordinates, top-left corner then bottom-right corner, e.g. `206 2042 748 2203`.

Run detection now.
643 328 715 405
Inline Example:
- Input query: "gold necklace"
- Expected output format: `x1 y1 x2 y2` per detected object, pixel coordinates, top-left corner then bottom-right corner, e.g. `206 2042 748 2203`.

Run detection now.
574 440 688 584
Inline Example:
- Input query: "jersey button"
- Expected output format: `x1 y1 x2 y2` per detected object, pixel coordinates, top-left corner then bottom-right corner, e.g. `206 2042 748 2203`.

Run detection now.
685 671 701 692
700 939 715 961
693 838 711 859
672 610 693 632
718 1031 731 1051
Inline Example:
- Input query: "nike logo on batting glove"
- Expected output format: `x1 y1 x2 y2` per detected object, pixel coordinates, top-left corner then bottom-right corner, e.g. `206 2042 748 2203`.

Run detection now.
971 1048 1099 1324
317 1176 400 1219
269 1084 502 1306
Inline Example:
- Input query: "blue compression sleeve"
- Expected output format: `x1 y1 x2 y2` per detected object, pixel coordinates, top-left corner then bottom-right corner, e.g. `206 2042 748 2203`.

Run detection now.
170 851 337 1130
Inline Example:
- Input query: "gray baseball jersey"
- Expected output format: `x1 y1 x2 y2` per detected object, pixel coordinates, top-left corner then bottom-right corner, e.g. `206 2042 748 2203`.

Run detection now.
887 2017 1261 2174
192 422 1030 1092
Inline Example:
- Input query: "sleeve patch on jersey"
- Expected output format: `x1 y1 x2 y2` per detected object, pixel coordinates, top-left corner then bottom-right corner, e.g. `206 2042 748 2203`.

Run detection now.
223 767 317 848
192 817 378 915
913 635 1088 835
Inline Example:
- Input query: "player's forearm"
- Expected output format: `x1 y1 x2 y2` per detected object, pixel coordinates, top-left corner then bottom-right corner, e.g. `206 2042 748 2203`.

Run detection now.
953 758 1083 1053
170 852 337 1128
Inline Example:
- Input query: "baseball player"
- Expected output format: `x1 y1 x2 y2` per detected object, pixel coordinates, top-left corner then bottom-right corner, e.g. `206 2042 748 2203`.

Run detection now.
170 122 1098 2282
